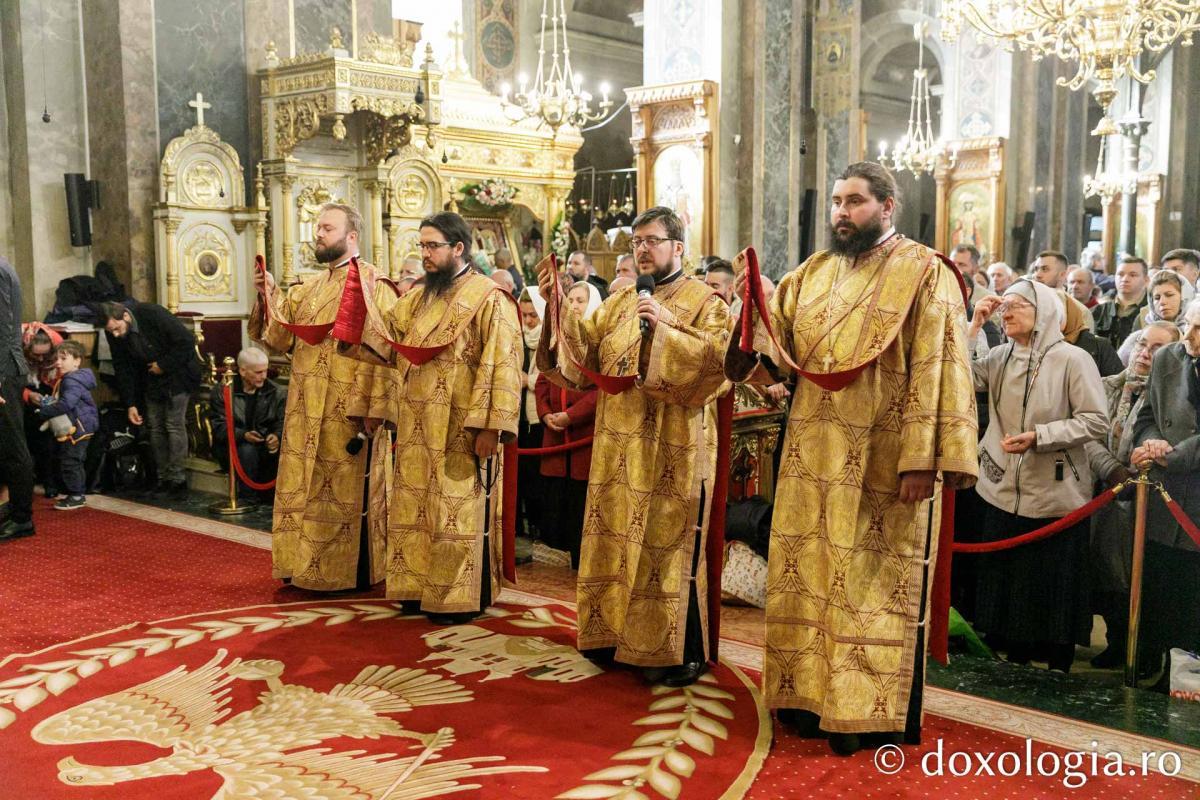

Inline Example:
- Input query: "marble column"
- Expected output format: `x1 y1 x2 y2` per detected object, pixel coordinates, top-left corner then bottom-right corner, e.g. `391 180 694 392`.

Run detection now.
1 0 92 318
83 0 159 302
811 0 862 255
1008 54 1088 262
1163 45 1200 252
244 0 293 199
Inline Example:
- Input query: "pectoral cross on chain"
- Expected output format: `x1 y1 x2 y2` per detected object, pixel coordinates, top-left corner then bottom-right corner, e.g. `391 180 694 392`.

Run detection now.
823 351 835 371
189 92 212 127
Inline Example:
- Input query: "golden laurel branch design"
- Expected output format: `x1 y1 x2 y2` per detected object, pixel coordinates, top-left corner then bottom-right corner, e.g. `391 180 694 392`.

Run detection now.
555 673 735 800
0 603 410 730
486 605 579 630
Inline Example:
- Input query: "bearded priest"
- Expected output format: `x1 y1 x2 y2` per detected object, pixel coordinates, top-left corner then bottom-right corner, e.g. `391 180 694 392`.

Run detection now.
726 162 978 755
348 211 522 625
250 202 395 592
536 206 731 688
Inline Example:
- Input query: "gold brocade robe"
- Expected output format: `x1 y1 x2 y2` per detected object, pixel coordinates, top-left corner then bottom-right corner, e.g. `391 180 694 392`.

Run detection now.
727 236 978 731
248 261 395 591
538 277 731 667
356 272 521 612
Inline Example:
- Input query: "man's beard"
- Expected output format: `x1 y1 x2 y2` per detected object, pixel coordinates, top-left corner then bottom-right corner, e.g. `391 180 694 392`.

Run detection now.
314 237 348 264
424 264 455 296
829 215 884 257
639 256 675 280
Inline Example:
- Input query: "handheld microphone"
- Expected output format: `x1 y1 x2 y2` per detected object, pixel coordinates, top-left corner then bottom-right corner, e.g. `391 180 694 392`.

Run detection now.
635 274 656 334
346 431 368 455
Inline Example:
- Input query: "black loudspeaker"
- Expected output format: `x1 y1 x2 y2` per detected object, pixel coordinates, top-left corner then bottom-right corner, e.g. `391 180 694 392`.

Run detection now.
798 189 817 260
1012 211 1035 271
64 173 98 247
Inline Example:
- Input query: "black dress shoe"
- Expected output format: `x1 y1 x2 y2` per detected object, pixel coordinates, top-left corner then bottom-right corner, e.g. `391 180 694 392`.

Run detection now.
399 600 422 614
581 647 617 665
828 733 861 756
777 708 823 738
1089 645 1125 669
642 666 669 684
0 519 35 541
427 611 479 626
662 660 707 688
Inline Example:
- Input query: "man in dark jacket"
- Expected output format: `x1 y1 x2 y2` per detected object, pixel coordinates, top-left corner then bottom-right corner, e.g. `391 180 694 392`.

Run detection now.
208 346 285 498
1094 255 1149 351
0 255 35 540
1131 299 1200 690
98 301 202 494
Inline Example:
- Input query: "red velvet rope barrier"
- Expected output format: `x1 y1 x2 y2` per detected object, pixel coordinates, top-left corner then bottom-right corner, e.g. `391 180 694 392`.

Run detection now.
1161 490 1200 550
950 486 1118 553
516 437 594 456
222 382 277 492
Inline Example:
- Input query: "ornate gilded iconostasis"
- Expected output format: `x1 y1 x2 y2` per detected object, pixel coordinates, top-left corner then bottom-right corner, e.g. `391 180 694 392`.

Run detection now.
153 103 267 316
628 80 719 271
256 26 581 287
934 137 1007 263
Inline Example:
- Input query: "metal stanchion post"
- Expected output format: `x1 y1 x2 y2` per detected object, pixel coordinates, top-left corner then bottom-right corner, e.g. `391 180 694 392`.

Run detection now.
1124 473 1149 687
210 356 254 516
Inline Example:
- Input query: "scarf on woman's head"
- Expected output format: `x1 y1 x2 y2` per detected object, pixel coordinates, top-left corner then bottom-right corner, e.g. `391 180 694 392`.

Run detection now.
1056 289 1088 344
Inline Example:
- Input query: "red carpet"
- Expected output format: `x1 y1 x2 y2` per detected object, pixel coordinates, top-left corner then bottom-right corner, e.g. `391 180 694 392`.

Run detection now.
1 500 1196 799
745 711 1192 800
1 599 767 799
0 497 383 655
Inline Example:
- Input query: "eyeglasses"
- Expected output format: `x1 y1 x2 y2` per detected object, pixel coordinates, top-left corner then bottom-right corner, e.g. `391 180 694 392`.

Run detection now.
630 236 675 251
997 299 1035 314
417 241 453 252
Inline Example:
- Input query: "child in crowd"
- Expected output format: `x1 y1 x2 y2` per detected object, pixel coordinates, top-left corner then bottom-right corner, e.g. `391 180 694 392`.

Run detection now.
29 340 98 510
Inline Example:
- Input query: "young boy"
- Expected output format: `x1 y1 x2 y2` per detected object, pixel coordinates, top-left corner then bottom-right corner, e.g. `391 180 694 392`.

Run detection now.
29 340 98 510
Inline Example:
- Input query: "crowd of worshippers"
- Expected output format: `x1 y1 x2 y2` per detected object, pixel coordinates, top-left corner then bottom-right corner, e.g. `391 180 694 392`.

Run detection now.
942 244 1200 690
501 238 1200 690
3 209 1199 699
0 280 285 526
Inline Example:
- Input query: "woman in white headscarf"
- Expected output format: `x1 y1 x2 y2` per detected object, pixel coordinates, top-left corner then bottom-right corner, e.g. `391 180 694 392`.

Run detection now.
516 287 547 540
533 279 602 568
966 279 1109 672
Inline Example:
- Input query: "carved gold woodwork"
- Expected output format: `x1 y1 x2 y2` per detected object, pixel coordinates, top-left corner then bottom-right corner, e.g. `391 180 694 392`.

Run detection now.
359 32 417 68
258 43 440 161
257 36 581 289
628 80 719 262
582 226 633 282
730 384 786 504
155 120 265 314
182 224 234 300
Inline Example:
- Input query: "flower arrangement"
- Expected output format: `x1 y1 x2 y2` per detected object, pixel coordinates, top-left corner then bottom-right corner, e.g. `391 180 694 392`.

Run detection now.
460 178 519 209
551 212 571 262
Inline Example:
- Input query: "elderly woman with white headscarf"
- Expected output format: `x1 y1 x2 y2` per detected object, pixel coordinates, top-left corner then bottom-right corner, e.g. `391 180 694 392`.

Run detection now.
516 287 547 540
966 278 1109 672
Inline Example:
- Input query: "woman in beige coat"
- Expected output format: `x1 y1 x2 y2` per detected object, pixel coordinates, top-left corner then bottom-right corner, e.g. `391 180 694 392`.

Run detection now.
966 279 1109 672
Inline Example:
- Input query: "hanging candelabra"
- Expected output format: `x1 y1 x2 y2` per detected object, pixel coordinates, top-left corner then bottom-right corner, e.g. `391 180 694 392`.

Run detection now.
877 22 958 177
499 0 615 133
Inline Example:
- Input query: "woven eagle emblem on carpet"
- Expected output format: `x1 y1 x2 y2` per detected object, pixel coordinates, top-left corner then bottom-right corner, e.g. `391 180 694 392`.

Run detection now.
30 649 545 797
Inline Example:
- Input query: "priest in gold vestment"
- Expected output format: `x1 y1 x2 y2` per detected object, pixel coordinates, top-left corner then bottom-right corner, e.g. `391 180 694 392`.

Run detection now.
727 163 978 755
250 203 394 592
537 207 730 687
351 212 521 625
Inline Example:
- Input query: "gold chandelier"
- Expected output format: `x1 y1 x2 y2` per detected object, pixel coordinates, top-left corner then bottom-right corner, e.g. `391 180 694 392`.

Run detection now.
878 23 959 177
939 1 1200 115
499 0 615 133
